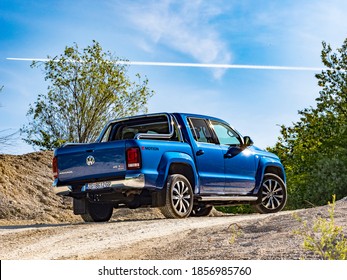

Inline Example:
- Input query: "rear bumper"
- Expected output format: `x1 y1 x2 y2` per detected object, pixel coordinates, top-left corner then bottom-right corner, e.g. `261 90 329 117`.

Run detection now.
52 173 145 196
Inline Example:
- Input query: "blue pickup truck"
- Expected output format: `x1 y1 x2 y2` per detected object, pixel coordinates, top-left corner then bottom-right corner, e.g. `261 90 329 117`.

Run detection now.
52 113 287 222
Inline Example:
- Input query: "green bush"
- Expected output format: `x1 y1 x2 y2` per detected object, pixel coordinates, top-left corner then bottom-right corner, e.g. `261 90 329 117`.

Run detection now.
294 195 347 260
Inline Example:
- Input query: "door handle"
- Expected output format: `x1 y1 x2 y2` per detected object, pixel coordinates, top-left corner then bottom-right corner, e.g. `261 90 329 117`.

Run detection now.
196 149 204 156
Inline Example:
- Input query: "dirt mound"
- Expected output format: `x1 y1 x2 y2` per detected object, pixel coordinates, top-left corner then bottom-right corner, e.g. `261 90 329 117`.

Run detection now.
0 151 80 224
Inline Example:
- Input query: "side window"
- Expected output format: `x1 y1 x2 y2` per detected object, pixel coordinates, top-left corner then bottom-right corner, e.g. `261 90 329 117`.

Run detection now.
211 121 241 146
189 118 215 143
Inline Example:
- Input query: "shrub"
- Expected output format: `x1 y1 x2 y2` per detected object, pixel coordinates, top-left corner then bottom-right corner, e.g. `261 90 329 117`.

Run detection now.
294 195 347 260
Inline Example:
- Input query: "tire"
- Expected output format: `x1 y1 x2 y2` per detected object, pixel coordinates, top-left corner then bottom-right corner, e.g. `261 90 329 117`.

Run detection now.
253 173 287 214
160 174 194 218
81 199 113 222
190 205 213 217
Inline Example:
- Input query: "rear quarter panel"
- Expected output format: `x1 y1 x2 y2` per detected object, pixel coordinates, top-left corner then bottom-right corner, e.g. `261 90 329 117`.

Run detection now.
128 139 196 190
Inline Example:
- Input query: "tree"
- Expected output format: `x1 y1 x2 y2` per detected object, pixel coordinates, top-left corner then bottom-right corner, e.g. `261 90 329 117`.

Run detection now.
270 39 347 209
0 86 18 151
21 41 154 150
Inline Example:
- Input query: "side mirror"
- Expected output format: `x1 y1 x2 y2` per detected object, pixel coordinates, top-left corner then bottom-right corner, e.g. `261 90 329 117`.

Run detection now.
243 136 254 147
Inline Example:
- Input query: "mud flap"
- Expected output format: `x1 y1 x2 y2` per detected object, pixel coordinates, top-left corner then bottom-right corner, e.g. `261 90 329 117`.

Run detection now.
151 188 166 207
73 198 87 215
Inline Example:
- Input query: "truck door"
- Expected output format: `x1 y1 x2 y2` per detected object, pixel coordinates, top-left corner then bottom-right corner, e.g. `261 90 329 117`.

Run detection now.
210 120 257 194
188 118 225 194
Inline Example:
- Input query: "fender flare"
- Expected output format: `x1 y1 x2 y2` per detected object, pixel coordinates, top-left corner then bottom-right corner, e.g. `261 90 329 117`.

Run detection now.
253 158 286 195
156 151 199 193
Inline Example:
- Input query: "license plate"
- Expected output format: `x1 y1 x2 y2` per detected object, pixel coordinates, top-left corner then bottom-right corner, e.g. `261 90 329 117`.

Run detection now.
86 181 112 190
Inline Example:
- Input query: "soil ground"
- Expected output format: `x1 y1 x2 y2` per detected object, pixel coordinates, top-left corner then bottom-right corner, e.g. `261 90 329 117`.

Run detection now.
0 151 346 260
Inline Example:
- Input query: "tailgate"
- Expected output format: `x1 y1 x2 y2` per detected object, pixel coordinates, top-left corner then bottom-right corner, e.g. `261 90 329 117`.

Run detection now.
56 141 126 184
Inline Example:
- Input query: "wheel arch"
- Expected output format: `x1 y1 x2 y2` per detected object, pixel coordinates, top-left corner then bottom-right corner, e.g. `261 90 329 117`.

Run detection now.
156 151 198 192
168 162 196 191
254 160 286 195
264 165 286 183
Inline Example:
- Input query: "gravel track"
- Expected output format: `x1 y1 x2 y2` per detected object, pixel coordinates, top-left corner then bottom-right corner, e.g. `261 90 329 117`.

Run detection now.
0 212 294 259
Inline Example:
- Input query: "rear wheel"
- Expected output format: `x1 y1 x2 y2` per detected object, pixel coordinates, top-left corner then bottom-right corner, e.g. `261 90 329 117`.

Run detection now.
160 174 194 218
81 200 113 222
253 173 287 214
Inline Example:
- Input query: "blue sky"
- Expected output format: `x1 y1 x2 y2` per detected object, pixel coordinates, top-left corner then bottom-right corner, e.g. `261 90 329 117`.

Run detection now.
1 0 347 154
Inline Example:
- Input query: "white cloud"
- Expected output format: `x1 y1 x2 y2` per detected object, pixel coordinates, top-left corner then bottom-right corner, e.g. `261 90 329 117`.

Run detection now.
122 0 232 79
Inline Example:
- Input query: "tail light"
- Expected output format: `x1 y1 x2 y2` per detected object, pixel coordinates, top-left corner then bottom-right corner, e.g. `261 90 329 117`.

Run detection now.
126 147 141 170
52 157 58 179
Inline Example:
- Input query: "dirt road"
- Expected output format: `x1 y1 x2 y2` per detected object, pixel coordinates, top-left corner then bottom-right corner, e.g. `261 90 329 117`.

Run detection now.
0 208 317 260
1 198 347 260
0 212 261 259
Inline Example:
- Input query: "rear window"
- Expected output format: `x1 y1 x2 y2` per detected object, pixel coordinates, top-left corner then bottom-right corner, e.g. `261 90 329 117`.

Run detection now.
101 115 181 142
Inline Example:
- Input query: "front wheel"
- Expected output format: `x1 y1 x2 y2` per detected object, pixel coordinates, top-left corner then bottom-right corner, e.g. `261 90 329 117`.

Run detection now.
160 174 194 218
81 199 114 222
253 173 287 214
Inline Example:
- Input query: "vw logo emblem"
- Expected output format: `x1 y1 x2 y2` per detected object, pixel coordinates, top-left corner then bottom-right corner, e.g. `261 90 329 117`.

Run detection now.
86 155 95 166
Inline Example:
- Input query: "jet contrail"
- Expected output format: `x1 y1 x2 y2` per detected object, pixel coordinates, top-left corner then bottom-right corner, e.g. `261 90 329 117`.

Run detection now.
6 57 326 71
